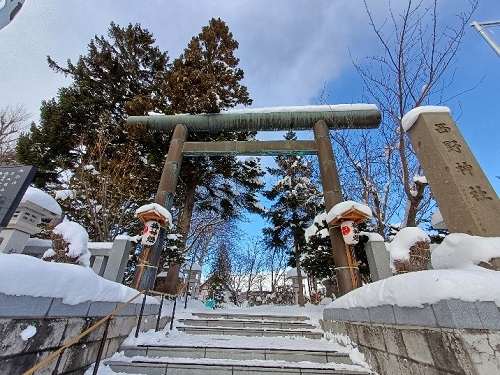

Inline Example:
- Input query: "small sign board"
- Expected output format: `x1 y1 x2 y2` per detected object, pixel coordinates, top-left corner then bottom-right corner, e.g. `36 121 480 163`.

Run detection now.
0 166 37 228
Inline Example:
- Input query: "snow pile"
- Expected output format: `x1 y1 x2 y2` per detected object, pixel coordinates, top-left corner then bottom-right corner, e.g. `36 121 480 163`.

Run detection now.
326 201 372 224
327 269 500 308
431 233 500 270
389 227 430 272
43 221 91 267
20 325 37 341
22 187 62 216
401 106 450 132
0 253 157 305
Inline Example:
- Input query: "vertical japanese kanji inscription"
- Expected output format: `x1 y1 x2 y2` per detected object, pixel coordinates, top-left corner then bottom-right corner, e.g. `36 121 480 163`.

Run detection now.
0 166 37 228
406 111 500 236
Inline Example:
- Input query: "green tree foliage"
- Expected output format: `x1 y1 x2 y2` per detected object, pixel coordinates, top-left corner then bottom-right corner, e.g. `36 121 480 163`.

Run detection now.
161 18 251 115
18 22 169 188
157 18 264 294
16 22 170 241
301 213 336 282
263 131 322 306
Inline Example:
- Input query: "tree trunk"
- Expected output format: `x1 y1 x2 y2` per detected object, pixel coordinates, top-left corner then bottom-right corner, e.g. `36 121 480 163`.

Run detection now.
159 175 198 295
294 241 305 307
404 180 427 228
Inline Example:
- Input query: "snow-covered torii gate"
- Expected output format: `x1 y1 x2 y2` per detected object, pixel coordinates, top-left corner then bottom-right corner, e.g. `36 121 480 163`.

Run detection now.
127 104 381 296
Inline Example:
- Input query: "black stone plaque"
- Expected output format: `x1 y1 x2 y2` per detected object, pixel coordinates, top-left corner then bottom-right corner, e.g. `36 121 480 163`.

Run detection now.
0 166 37 228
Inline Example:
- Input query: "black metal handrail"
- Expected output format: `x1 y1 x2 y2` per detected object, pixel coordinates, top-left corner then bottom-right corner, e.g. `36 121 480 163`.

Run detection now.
22 289 177 375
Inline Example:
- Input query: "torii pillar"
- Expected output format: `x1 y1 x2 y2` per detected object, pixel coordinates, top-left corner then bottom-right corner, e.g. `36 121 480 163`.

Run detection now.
128 105 381 294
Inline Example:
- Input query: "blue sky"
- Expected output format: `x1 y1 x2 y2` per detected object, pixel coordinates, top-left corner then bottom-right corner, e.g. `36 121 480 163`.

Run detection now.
0 0 498 234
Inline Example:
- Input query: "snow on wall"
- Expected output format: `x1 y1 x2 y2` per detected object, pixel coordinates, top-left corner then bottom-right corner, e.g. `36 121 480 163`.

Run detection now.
401 106 450 132
0 253 157 305
327 269 500 308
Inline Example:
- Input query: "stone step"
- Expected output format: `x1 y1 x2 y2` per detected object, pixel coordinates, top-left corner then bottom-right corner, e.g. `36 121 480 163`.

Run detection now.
178 318 316 330
121 344 352 364
191 312 309 322
106 359 370 375
176 325 323 339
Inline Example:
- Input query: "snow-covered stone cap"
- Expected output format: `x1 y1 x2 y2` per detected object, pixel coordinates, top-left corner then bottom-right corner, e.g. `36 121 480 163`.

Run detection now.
401 106 450 132
286 268 307 279
135 203 173 228
326 200 372 226
186 263 202 271
21 187 62 216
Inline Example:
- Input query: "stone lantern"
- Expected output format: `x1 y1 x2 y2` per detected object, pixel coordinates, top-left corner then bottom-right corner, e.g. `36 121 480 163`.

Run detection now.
0 187 61 254
135 203 172 246
326 200 372 289
184 263 202 298
286 268 307 305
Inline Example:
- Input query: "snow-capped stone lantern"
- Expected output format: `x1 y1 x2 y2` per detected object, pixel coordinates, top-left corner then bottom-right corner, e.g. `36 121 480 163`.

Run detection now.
184 263 202 298
326 201 372 245
286 268 307 305
135 203 172 246
0 187 61 254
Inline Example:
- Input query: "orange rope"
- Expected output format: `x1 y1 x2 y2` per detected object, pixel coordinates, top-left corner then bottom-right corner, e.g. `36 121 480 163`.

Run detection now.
345 243 357 289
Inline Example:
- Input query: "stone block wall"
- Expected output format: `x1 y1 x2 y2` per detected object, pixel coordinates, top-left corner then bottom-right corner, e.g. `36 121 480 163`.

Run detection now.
322 300 500 374
0 293 168 374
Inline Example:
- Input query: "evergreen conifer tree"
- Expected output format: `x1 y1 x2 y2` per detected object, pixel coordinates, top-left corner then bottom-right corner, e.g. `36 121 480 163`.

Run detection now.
263 131 322 306
156 18 264 294
16 22 170 241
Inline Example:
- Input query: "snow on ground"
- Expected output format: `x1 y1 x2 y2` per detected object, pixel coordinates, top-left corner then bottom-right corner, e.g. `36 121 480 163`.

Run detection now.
328 269 500 309
91 299 371 374
0 253 157 305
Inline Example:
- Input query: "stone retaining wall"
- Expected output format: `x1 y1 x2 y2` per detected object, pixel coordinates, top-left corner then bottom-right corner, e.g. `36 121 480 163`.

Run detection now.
0 293 168 374
322 300 500 375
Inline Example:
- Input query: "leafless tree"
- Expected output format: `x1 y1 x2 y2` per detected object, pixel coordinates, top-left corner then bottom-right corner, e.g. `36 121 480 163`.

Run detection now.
57 121 151 242
328 0 478 237
0 105 30 165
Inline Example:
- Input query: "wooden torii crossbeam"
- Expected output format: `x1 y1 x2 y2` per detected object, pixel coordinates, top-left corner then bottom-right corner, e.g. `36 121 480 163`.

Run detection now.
127 104 381 296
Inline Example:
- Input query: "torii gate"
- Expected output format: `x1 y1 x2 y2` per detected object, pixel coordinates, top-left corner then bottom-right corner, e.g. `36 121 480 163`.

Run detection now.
127 104 381 296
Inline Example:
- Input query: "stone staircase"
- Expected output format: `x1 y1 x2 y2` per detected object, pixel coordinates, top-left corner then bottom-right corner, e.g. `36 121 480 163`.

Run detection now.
104 311 371 375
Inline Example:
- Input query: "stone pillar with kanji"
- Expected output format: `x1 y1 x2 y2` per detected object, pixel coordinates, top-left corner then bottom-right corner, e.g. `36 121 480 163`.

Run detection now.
403 107 500 237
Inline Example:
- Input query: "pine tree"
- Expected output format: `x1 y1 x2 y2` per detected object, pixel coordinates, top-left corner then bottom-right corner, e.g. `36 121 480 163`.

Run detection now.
156 18 264 294
18 22 169 185
263 131 322 306
302 213 336 283
16 22 170 241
